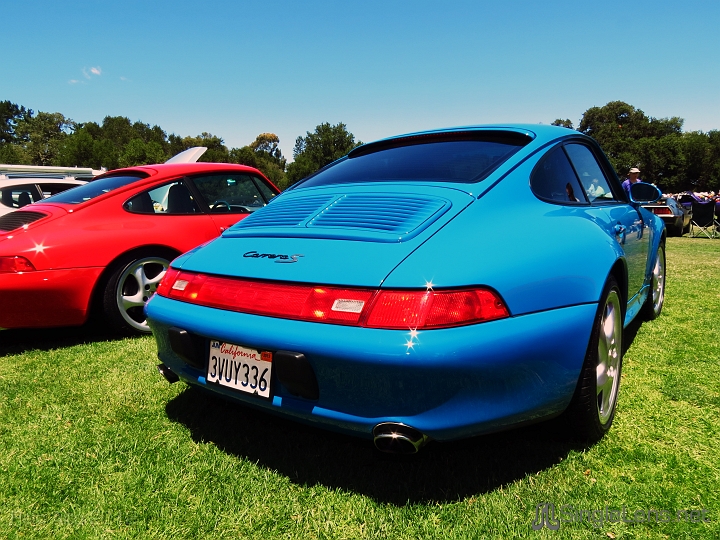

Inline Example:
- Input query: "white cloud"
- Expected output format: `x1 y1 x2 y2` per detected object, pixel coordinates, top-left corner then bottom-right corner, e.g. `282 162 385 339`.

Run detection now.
82 66 102 79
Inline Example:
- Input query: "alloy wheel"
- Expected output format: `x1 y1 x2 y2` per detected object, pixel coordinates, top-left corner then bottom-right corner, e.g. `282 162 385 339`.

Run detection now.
596 288 622 426
115 256 169 332
650 247 666 314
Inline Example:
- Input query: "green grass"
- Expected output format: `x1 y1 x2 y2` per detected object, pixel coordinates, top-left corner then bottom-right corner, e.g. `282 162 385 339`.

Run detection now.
1 237 719 539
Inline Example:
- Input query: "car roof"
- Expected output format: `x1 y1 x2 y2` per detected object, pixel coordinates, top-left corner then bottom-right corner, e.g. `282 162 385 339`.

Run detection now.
103 162 267 178
356 124 578 147
0 178 87 187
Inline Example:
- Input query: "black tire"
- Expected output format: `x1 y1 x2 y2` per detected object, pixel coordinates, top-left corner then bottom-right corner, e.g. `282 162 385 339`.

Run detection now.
565 276 624 442
102 249 174 334
641 243 666 321
683 221 691 235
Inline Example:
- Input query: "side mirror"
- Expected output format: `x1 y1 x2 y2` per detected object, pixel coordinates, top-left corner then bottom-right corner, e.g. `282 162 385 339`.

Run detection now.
629 182 661 204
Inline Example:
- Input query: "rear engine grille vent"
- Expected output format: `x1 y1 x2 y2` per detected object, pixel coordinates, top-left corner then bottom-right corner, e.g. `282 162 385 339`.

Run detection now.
228 192 452 242
308 194 446 234
236 195 335 228
0 211 48 232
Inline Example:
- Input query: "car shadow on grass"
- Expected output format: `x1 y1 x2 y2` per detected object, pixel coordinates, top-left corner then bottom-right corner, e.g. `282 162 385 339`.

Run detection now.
164 316 647 505
0 323 128 357
165 386 593 505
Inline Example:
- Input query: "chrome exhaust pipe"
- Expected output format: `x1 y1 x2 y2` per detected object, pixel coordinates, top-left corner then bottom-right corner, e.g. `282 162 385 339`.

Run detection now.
372 422 429 454
157 363 179 384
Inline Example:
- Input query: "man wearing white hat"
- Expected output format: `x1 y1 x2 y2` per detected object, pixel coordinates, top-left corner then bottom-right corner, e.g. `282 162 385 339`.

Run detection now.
622 167 641 195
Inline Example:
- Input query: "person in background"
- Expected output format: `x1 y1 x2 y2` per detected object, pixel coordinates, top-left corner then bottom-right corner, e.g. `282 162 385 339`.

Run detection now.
622 167 641 195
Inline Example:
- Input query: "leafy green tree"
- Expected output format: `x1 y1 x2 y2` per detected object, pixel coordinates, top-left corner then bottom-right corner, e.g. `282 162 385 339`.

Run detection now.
118 139 167 167
245 133 287 187
578 101 686 189
249 133 286 166
285 122 360 187
93 139 120 170
706 130 720 191
14 111 74 165
0 101 31 145
183 133 229 163
100 116 136 151
634 134 685 192
229 146 259 168
681 131 712 190
58 127 96 167
0 142 27 164
0 100 30 164
229 137 287 188
681 130 720 192
551 119 574 129
167 134 187 158
81 121 103 140
132 121 167 146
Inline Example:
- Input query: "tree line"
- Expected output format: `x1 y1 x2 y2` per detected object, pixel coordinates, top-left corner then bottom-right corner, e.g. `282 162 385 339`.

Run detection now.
553 101 720 193
2 99 718 192
0 101 360 191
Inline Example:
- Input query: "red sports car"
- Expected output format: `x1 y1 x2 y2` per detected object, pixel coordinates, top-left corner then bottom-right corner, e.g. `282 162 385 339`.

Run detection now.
0 153 279 333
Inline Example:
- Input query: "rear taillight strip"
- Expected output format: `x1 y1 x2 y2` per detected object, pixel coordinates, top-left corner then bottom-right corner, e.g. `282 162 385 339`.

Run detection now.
0 256 36 273
156 268 509 329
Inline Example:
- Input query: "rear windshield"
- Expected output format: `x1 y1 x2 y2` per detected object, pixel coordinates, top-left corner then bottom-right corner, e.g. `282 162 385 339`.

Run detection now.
295 135 528 188
43 174 148 204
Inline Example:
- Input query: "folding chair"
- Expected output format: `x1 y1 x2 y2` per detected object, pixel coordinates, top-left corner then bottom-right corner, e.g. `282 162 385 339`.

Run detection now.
690 200 716 238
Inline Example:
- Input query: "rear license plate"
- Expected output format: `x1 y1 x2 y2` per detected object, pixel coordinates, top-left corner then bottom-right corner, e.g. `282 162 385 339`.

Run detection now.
207 341 272 399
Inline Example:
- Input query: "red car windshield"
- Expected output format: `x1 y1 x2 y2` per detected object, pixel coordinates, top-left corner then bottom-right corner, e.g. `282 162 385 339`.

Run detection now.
44 173 149 204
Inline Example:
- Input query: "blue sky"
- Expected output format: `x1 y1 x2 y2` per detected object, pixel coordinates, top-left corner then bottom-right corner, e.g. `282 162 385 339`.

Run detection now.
3 0 719 160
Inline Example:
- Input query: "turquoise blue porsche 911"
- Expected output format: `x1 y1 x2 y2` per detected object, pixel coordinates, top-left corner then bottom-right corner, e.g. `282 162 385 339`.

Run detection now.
146 125 666 453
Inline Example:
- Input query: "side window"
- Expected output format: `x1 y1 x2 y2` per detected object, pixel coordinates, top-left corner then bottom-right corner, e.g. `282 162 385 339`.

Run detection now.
124 181 199 214
190 174 272 213
563 144 618 203
1 186 42 208
254 177 278 203
530 146 588 204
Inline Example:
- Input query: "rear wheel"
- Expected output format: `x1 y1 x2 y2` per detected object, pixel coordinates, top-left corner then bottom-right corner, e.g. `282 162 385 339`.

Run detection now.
641 243 666 321
565 276 623 442
102 251 173 334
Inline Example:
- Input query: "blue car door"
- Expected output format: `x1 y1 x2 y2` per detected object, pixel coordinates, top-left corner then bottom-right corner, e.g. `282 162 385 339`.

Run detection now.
600 204 649 299
563 144 650 301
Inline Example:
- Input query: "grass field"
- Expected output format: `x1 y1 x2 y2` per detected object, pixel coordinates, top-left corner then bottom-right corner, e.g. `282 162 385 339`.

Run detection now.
1 237 718 539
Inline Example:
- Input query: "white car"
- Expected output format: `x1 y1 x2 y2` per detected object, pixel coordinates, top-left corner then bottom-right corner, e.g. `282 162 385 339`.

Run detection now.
0 165 103 216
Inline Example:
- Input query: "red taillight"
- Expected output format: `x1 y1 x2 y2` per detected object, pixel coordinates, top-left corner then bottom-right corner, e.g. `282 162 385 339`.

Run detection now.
157 270 509 329
652 207 672 215
0 256 36 273
158 270 374 325
156 267 180 297
365 289 509 329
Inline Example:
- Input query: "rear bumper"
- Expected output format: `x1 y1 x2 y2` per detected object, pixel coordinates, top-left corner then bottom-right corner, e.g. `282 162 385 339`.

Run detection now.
658 216 683 229
147 295 597 441
0 267 103 329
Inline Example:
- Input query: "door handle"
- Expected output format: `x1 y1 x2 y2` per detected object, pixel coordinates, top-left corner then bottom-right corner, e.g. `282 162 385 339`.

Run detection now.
614 223 626 244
